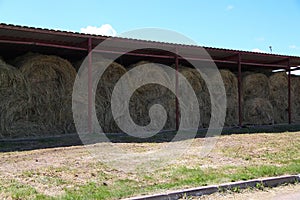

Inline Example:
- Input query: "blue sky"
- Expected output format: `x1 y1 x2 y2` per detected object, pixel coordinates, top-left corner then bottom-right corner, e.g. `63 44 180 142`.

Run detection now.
0 0 300 56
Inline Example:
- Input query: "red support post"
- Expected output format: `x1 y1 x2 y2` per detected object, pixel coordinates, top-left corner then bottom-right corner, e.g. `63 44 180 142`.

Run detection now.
88 38 93 133
288 59 291 124
237 53 243 126
175 49 179 131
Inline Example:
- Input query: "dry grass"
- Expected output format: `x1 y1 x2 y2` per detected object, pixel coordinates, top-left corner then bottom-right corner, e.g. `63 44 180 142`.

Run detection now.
0 131 299 199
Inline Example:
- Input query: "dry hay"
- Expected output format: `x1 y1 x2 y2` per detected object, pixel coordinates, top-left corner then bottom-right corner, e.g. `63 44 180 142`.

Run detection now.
0 59 27 97
269 72 288 124
219 69 238 126
177 66 207 128
0 58 34 138
210 69 238 127
242 73 270 100
243 98 274 125
128 61 176 131
14 53 77 134
95 60 129 133
129 61 172 100
291 75 300 122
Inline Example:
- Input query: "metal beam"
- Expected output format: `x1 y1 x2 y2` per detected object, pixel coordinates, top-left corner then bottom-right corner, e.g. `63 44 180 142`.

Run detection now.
88 38 93 133
288 59 291 124
175 48 179 131
238 53 243 126
268 58 289 65
220 53 239 62
0 39 87 51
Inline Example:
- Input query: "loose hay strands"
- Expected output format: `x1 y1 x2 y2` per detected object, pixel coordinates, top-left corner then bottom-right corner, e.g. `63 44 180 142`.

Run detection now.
243 98 274 125
269 72 288 124
243 73 270 100
15 53 77 134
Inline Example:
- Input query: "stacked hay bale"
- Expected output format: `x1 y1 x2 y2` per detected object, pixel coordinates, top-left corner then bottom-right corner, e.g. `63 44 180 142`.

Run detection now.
291 75 300 123
269 72 288 124
243 98 274 125
243 73 270 100
242 73 274 125
0 58 32 137
218 69 239 126
128 61 176 131
212 69 238 126
177 66 207 129
14 53 76 134
95 60 130 133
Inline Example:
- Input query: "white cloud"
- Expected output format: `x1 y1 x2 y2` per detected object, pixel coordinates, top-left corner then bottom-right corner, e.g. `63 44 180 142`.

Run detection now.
80 24 117 36
226 5 234 10
289 45 299 49
252 48 266 53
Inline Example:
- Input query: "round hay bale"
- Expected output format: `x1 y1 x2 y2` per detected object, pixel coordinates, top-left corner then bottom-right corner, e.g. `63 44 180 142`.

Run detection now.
130 93 177 131
95 61 129 133
177 66 206 128
269 72 288 124
128 61 176 131
14 53 77 133
243 98 274 125
220 69 238 126
212 69 238 127
0 58 33 138
242 73 270 100
129 61 172 100
291 76 300 123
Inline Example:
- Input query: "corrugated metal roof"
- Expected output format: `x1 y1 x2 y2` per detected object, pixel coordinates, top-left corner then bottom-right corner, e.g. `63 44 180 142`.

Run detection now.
0 23 300 67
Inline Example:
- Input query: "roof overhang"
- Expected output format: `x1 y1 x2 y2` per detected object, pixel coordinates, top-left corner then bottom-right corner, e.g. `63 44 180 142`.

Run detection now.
0 23 300 68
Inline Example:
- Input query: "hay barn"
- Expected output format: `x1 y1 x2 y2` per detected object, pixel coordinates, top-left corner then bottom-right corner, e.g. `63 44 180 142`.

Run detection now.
1 23 300 138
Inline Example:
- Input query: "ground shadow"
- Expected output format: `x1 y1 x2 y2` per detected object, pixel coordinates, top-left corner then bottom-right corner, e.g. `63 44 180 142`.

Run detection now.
1 124 300 152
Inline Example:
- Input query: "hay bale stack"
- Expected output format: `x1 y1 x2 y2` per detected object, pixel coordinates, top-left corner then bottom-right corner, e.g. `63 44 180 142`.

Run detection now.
95 61 129 133
128 61 176 131
219 69 239 126
242 73 270 100
211 69 238 127
291 76 300 123
243 98 274 125
269 72 288 123
178 66 207 128
14 54 76 133
129 61 172 100
0 59 27 97
0 58 32 137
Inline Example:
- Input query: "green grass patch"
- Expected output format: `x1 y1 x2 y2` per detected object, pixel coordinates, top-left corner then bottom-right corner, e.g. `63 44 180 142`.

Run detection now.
58 160 300 200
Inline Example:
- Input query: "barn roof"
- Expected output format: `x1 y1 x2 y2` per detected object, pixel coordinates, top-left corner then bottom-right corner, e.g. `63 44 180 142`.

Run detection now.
0 23 299 68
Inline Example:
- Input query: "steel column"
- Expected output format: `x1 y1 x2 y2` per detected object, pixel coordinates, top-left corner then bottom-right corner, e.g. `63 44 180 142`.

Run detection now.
237 53 243 126
288 59 291 124
88 38 93 133
175 49 179 131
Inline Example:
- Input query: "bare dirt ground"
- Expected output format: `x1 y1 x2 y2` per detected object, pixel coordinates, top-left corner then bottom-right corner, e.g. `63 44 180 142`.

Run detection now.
0 131 299 198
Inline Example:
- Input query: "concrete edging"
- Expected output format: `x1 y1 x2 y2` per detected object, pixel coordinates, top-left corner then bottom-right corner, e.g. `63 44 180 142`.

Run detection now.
125 174 300 200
